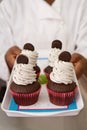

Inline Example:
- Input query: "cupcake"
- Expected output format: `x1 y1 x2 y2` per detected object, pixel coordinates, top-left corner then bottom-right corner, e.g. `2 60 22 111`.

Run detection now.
10 54 41 106
21 43 40 78
44 40 62 79
47 51 77 106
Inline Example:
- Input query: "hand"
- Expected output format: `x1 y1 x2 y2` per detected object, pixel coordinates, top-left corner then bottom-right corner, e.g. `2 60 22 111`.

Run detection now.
5 46 21 72
71 53 87 79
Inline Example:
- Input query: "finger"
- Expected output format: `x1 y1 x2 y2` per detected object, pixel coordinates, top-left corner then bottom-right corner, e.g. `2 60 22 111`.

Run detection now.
73 59 84 79
8 55 16 67
74 66 83 79
70 53 81 63
12 46 21 55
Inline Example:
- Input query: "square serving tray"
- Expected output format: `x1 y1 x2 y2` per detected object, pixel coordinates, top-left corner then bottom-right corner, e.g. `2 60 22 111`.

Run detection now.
1 50 84 117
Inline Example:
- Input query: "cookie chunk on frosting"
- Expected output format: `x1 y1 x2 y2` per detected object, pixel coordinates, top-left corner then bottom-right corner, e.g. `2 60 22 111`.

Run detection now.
13 54 36 85
48 40 62 67
23 43 34 51
52 40 62 49
50 51 74 85
21 43 38 66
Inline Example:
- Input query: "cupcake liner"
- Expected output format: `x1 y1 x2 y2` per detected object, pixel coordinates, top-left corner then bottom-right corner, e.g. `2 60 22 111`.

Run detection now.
47 85 78 106
44 70 50 79
10 87 41 106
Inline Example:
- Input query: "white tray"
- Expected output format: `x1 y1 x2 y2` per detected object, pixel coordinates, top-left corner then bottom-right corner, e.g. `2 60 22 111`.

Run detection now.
1 50 84 117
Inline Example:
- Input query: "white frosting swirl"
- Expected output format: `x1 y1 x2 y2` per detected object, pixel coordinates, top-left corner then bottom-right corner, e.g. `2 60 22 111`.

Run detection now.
13 64 36 85
48 48 61 67
50 61 74 84
21 50 38 66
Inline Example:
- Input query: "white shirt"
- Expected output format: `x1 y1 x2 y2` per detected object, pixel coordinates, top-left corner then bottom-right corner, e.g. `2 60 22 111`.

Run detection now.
0 0 87 81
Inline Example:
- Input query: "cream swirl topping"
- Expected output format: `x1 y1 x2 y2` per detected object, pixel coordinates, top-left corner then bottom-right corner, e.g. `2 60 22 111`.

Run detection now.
21 50 38 66
50 61 74 84
48 48 61 67
13 64 36 85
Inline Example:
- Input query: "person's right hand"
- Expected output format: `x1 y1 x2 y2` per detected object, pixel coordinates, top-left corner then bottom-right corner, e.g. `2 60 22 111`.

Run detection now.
5 46 21 73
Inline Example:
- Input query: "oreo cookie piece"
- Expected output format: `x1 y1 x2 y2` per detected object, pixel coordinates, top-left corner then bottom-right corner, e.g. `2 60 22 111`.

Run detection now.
23 43 34 51
59 51 71 62
17 54 29 64
52 40 62 49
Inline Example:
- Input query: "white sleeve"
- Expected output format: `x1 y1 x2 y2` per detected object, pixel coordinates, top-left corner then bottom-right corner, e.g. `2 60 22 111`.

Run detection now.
75 0 87 58
75 0 87 81
0 0 16 81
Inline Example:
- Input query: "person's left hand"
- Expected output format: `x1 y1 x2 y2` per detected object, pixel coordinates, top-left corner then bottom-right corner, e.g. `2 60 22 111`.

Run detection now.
71 53 87 79
5 46 21 73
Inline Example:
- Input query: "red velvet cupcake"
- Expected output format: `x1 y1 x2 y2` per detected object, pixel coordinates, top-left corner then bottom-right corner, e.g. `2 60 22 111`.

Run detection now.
10 54 41 106
47 51 78 106
44 40 62 79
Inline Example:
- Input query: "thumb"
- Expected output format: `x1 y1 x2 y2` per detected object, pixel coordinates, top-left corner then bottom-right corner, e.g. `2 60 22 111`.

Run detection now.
12 46 21 55
71 53 79 63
